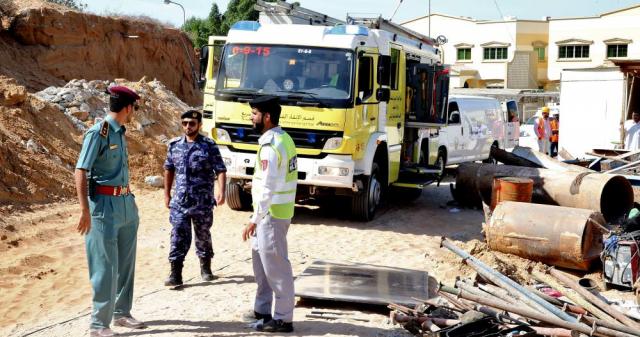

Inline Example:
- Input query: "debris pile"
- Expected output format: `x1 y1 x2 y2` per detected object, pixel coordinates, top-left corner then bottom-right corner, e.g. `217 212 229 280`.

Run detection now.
0 75 190 209
390 239 640 337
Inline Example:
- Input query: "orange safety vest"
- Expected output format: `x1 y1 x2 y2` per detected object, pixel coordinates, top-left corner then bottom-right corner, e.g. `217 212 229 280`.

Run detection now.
550 119 559 142
537 117 546 140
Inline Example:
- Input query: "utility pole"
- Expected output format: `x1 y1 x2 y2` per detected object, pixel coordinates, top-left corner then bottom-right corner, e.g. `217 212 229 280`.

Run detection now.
163 0 198 90
428 0 431 37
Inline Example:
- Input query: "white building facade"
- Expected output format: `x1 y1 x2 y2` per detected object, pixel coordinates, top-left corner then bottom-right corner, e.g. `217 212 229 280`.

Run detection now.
402 14 548 90
547 5 640 88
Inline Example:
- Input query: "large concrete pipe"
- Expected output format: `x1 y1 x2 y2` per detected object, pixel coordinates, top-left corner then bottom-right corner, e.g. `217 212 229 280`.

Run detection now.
485 201 604 270
454 163 633 221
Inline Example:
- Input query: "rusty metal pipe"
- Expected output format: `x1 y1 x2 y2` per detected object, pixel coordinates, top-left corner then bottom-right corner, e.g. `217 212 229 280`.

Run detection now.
454 163 633 220
511 146 592 173
485 201 605 270
532 270 616 321
532 271 640 336
525 286 588 315
439 285 633 337
391 312 460 326
441 238 576 322
549 268 640 331
479 283 520 305
506 324 574 337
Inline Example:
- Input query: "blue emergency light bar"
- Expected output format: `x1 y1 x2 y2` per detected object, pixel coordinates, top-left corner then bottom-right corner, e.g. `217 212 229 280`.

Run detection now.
230 21 261 32
325 25 369 36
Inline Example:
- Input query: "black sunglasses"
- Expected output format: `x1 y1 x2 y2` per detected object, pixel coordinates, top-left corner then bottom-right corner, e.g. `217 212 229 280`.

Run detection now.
181 120 197 127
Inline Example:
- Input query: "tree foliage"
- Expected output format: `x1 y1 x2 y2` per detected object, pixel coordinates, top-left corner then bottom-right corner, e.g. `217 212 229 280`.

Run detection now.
46 0 87 11
182 0 287 48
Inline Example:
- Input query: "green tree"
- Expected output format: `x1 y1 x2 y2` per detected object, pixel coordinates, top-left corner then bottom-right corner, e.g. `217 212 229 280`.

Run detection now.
46 0 87 11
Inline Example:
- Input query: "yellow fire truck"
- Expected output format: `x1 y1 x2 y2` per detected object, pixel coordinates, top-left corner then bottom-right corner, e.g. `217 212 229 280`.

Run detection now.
198 4 451 221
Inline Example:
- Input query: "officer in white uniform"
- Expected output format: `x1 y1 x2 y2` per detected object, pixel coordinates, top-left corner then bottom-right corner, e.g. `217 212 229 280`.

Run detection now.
242 96 297 333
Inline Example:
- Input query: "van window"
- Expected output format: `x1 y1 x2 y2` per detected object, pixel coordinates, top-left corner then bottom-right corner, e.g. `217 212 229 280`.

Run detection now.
358 56 373 100
448 102 460 124
390 48 400 90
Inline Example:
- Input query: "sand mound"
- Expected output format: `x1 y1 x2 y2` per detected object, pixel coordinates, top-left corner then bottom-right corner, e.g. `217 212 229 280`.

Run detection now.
0 75 190 211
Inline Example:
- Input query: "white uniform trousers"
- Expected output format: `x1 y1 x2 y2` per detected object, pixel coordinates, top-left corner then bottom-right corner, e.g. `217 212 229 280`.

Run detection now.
537 138 550 155
251 215 295 322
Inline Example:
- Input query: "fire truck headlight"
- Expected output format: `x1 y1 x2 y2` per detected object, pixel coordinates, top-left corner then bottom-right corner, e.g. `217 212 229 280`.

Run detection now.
216 128 231 143
323 137 343 150
318 166 349 176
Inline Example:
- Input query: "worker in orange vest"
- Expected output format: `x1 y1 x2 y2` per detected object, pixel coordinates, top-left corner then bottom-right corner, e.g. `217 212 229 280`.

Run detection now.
534 107 552 155
549 113 559 157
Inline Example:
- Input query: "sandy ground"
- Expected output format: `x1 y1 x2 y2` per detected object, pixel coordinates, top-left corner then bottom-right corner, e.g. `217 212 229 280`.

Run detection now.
1 180 485 337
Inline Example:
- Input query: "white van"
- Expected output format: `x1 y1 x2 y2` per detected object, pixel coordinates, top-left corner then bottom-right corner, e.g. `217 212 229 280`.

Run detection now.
437 95 515 165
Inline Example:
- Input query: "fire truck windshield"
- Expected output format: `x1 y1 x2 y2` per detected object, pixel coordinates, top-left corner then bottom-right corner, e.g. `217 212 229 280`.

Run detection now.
216 44 354 107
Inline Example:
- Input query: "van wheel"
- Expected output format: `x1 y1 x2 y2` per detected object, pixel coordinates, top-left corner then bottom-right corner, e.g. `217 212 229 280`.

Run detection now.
352 162 381 221
226 180 252 211
435 149 446 181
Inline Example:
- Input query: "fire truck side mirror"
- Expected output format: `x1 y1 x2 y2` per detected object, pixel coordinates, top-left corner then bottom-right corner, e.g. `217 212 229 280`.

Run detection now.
376 88 390 103
377 55 391 86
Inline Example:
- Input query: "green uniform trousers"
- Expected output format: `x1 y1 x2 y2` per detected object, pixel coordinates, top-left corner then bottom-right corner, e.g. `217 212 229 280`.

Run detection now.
86 193 139 329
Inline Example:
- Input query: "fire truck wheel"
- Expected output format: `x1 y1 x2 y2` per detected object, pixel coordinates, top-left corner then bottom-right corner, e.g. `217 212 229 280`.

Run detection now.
226 180 252 211
351 162 381 221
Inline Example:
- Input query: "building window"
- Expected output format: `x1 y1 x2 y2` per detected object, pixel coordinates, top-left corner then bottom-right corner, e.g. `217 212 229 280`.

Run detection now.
457 48 471 61
558 45 589 59
607 44 628 58
390 48 400 90
534 47 545 61
483 47 507 60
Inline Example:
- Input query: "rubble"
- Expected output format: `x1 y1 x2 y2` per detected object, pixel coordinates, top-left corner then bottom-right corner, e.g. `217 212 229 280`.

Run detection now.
0 75 189 207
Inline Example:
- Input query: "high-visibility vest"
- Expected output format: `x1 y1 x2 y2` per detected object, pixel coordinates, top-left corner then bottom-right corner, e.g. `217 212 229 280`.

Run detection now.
537 117 546 139
252 131 298 219
550 119 559 142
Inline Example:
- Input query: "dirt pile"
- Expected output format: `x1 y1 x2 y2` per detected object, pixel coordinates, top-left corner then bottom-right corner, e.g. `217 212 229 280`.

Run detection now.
0 0 200 105
0 75 190 210
450 239 543 284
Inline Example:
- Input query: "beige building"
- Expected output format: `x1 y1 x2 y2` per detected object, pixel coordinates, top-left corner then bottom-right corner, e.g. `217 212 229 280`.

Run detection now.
402 14 549 89
547 5 640 90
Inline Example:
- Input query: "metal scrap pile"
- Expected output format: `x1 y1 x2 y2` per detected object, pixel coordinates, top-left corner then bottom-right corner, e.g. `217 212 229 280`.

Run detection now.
388 146 640 336
390 238 640 337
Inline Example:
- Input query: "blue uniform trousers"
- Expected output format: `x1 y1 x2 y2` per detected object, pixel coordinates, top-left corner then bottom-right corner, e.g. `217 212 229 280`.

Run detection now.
168 207 214 262
86 194 139 329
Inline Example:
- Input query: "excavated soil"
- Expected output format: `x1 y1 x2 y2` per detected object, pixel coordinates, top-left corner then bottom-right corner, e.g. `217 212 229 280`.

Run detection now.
0 76 189 211
0 0 199 105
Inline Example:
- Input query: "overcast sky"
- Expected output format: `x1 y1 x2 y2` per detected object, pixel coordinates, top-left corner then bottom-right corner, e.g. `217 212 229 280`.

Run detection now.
83 0 640 28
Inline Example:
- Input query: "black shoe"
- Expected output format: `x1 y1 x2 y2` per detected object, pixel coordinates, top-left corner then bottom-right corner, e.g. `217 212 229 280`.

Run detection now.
242 310 272 323
259 319 293 333
164 261 183 286
199 257 214 281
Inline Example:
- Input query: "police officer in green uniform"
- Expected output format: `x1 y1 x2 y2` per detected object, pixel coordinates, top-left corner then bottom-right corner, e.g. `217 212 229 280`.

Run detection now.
75 86 146 337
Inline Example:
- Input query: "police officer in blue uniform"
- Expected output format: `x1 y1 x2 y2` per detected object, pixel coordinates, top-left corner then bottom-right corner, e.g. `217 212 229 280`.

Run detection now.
163 110 227 286
75 86 146 337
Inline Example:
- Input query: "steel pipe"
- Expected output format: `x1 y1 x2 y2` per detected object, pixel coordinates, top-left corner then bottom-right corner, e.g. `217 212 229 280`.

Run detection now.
485 201 605 270
549 268 640 331
454 163 633 220
511 146 592 173
441 237 577 322
532 270 640 336
439 285 633 337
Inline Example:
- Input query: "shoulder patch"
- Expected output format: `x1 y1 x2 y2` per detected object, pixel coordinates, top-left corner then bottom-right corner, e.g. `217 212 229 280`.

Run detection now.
99 121 109 138
168 136 181 144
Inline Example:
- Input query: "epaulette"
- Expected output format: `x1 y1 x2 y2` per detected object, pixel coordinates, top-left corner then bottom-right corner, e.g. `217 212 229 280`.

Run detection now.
99 121 109 138
168 136 181 146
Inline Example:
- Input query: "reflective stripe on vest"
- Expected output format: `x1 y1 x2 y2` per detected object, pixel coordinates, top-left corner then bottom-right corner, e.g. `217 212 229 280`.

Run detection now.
253 131 298 219
537 117 545 139
550 119 559 142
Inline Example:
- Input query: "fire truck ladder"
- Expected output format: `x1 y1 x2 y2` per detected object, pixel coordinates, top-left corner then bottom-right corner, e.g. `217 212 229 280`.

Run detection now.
347 15 437 47
255 0 345 26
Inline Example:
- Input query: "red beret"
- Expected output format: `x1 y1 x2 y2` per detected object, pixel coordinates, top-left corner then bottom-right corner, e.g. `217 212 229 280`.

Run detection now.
107 86 140 101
